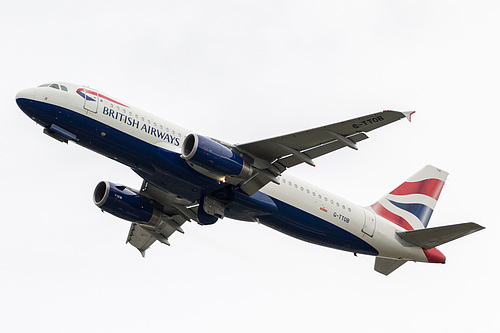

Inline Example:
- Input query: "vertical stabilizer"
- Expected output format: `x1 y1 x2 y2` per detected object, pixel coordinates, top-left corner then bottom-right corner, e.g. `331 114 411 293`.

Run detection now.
371 165 448 230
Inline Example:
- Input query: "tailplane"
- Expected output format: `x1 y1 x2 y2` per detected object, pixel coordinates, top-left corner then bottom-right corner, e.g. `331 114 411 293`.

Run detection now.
375 258 407 276
371 165 484 275
375 223 484 275
396 222 484 249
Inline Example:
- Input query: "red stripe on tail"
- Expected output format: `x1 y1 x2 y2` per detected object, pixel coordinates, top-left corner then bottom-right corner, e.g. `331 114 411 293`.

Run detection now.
371 202 414 231
390 178 445 200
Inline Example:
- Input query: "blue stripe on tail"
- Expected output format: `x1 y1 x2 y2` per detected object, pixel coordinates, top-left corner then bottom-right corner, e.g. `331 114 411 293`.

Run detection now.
388 200 434 228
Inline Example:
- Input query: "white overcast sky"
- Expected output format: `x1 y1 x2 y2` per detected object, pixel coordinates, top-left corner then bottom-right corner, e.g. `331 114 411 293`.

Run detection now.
2 1 498 332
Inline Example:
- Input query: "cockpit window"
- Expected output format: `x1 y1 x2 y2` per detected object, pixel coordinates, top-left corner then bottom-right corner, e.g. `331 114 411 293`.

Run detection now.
38 83 68 92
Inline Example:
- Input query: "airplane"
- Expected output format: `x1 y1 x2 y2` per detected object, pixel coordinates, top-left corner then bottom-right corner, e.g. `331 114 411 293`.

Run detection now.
16 81 484 275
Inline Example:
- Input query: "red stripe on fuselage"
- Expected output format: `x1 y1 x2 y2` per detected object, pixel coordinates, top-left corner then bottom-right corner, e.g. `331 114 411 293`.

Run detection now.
390 178 445 200
371 202 414 231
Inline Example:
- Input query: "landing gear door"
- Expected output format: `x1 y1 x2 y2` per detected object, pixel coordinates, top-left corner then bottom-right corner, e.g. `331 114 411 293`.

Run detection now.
83 87 99 113
362 209 376 237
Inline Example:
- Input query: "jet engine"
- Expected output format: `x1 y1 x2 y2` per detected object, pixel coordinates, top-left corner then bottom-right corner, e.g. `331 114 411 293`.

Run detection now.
93 181 161 224
181 134 252 180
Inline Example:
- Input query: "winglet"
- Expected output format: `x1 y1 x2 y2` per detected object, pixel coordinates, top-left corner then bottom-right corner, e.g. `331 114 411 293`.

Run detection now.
383 110 415 122
403 111 416 122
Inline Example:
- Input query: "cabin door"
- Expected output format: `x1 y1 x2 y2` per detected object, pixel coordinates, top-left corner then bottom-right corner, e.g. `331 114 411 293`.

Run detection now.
83 87 99 113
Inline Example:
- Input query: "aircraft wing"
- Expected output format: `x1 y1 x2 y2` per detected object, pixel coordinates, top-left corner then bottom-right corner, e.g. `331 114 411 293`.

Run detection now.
126 180 199 256
236 110 414 195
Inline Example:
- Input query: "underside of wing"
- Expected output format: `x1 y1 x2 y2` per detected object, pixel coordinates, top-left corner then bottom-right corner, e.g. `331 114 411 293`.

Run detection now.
125 180 199 256
126 223 158 257
236 110 413 195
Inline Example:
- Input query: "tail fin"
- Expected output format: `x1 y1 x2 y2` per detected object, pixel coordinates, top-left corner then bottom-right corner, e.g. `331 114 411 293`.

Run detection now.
371 165 448 230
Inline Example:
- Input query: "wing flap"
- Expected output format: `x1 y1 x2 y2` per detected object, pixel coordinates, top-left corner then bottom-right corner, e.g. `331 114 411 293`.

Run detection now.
126 223 157 257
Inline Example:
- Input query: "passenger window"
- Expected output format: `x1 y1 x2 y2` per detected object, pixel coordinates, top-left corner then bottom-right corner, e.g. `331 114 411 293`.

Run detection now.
49 83 60 90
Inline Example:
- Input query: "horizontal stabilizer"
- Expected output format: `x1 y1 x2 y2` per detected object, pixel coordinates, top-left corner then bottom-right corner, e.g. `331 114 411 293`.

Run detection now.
397 222 484 249
374 257 407 275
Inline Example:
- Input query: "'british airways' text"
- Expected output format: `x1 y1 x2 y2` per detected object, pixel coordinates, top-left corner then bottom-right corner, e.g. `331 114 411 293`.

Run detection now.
102 106 180 146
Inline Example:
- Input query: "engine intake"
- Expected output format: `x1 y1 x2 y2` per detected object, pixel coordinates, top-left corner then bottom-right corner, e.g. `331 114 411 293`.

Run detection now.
182 134 252 178
93 181 159 223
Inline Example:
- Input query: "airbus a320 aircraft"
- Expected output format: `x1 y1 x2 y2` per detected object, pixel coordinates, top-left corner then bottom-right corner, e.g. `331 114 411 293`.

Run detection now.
16 82 484 275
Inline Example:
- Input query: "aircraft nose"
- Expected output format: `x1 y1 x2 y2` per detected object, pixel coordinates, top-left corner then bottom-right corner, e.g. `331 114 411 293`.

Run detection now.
16 88 35 100
16 87 35 102
16 87 38 117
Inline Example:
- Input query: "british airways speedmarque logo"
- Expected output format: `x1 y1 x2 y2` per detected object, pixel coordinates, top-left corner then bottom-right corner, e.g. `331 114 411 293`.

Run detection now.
76 88 128 108
76 88 96 102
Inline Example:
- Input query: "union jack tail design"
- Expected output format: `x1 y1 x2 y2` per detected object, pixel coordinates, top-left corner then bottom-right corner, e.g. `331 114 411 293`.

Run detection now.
371 165 448 230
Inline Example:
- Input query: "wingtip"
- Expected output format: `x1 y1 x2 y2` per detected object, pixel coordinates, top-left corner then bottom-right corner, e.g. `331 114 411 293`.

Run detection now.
403 111 416 122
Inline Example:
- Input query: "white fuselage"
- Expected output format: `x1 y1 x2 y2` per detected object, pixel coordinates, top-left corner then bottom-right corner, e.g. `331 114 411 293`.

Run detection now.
16 82 432 263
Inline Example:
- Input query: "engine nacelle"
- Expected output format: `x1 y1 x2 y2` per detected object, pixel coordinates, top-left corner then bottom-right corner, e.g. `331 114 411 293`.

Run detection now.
93 181 159 223
181 134 252 179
